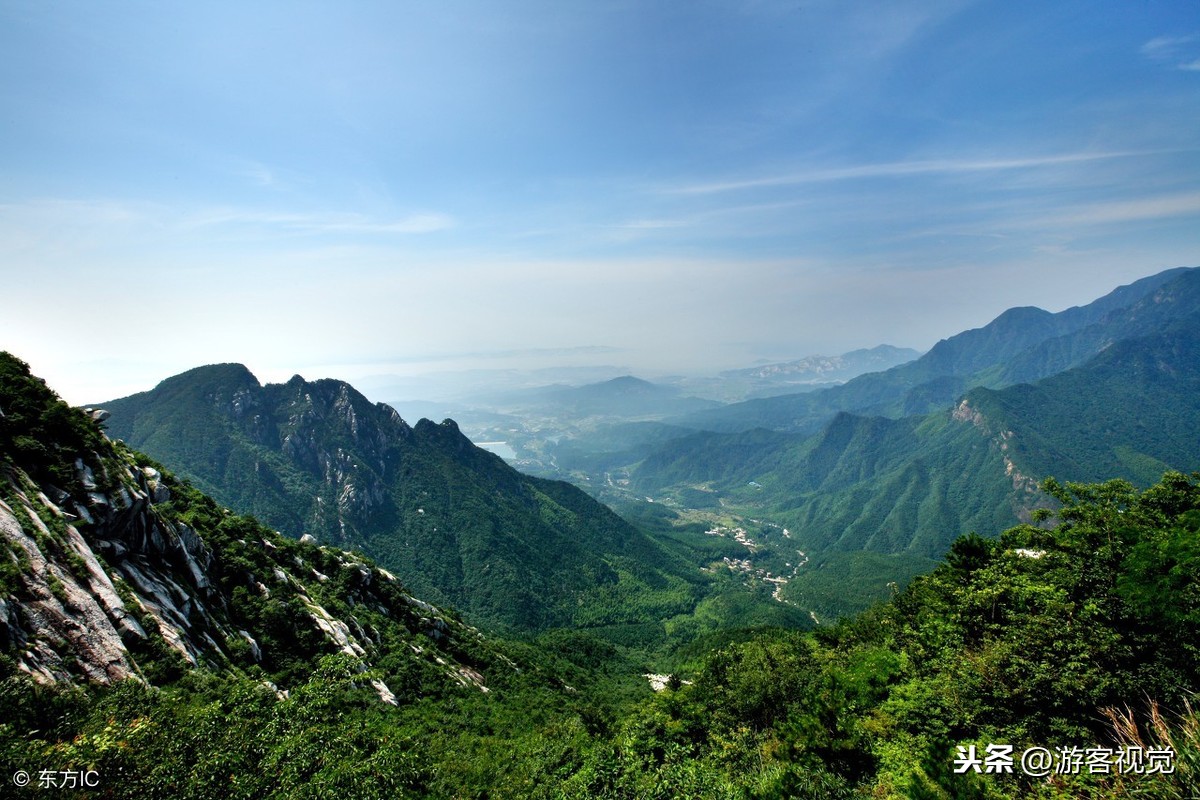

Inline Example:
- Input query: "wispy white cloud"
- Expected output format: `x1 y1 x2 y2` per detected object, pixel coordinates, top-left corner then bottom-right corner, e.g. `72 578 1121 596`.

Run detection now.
315 212 455 235
184 209 456 235
0 198 162 257
241 163 279 188
842 0 971 65
1141 33 1200 55
1141 32 1200 71
0 197 152 224
1039 191 1200 228
607 219 690 230
666 151 1164 195
0 198 455 239
876 191 1200 248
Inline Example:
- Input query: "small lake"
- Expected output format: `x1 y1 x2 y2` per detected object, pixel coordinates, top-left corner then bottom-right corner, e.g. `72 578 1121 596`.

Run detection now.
474 441 517 460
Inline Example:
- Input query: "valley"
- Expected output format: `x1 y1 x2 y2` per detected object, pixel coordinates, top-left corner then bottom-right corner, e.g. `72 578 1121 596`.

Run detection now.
415 269 1200 620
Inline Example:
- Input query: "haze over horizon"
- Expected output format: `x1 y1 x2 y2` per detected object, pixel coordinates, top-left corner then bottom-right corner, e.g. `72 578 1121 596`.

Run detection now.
2 1 1199 404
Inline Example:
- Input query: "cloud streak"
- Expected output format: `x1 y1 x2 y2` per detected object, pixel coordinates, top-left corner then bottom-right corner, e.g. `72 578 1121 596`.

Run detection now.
1036 191 1200 228
185 209 456 235
0 198 456 239
667 151 1170 195
1141 32 1200 71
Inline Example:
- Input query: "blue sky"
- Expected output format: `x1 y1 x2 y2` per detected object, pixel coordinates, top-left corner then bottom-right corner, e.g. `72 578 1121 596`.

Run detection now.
2 0 1198 403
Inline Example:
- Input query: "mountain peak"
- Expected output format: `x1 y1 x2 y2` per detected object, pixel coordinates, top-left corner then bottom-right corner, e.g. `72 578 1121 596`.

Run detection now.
155 362 260 392
991 305 1052 323
598 375 660 393
413 417 462 434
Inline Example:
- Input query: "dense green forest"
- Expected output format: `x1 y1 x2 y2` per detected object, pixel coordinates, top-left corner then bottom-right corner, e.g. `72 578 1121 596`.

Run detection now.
4 350 1200 796
5 469 1200 797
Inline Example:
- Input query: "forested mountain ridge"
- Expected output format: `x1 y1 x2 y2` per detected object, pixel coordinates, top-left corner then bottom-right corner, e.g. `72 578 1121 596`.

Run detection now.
632 304 1200 618
960 313 1200 487
0 351 658 797
99 365 703 632
640 315 1200 541
636 404 1024 557
675 266 1199 434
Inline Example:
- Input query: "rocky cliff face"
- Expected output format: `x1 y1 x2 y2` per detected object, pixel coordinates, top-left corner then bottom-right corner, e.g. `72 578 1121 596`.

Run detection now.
101 366 454 548
0 353 506 696
951 397 1042 521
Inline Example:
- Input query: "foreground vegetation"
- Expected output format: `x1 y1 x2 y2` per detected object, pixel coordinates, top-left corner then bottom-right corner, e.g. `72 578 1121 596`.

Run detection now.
4 470 1199 798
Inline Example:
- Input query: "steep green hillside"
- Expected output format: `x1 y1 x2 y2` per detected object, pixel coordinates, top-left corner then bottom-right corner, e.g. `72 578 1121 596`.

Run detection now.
965 316 1200 487
639 410 1024 557
99 365 708 633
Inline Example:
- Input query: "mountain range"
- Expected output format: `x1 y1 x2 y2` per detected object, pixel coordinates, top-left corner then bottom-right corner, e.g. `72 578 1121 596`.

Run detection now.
0 352 504 697
67 265 1200 627
95 365 716 633
622 267 1200 616
674 266 1198 434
